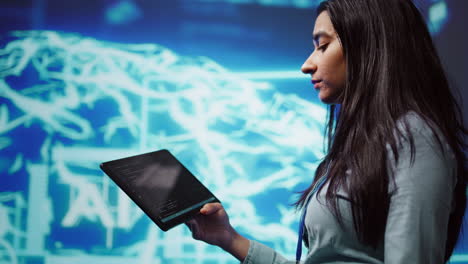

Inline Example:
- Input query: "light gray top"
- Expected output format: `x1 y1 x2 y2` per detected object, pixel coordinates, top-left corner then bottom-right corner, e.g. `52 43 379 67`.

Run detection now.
242 113 457 264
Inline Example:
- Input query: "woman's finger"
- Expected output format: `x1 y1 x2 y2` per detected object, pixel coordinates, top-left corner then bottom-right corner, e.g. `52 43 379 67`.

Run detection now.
185 221 194 232
185 218 201 239
200 202 223 215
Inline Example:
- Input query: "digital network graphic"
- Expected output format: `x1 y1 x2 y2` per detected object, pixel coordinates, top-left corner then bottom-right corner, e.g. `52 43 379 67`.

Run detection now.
0 30 326 264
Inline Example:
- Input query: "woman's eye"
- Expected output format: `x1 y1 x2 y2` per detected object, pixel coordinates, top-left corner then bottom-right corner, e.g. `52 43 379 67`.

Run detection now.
318 44 329 51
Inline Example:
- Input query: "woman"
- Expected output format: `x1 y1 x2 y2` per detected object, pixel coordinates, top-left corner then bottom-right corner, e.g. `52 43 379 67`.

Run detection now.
186 0 467 263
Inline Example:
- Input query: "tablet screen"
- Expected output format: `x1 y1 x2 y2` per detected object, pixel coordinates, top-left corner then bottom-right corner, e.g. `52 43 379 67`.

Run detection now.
100 149 219 231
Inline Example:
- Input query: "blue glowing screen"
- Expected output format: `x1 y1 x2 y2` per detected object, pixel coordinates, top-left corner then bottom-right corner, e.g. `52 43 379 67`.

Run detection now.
0 0 466 263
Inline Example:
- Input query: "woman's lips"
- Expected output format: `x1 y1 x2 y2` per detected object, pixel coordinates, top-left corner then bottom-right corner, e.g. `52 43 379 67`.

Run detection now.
312 79 322 89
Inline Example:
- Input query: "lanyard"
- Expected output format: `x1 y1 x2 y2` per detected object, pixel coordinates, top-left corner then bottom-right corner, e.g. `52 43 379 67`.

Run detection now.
295 175 328 263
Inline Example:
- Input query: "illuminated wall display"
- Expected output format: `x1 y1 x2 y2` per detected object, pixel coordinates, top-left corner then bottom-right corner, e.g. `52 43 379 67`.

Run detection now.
0 0 466 263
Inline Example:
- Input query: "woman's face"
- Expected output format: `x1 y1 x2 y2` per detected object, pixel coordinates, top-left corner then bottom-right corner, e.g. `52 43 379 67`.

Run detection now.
301 11 346 104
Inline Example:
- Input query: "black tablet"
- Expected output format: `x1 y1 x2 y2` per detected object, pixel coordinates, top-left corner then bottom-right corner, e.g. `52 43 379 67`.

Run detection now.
100 149 220 231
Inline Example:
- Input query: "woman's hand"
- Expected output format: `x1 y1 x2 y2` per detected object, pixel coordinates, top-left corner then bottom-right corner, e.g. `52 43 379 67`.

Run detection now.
185 202 249 261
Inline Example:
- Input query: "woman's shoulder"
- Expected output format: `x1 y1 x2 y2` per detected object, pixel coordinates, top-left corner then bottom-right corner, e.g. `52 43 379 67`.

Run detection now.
396 111 433 136
388 111 456 169
395 111 445 146
393 111 455 164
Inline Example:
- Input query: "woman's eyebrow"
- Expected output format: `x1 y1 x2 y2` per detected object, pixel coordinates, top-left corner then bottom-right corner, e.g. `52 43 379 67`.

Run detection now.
313 30 332 44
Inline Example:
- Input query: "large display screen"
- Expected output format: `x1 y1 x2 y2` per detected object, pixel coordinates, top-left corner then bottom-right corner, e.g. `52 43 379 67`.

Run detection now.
0 0 466 263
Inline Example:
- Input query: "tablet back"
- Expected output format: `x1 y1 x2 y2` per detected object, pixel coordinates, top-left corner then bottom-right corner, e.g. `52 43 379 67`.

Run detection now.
100 149 219 231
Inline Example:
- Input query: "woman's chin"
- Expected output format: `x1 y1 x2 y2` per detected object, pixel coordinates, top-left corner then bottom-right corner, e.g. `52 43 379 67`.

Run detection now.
318 92 340 105
318 92 333 104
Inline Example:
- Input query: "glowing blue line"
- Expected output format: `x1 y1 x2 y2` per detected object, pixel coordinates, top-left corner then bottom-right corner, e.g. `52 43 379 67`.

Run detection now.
194 0 321 8
450 255 468 262
233 71 306 80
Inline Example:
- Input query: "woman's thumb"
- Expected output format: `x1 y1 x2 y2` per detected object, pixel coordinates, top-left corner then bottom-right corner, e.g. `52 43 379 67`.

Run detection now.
200 202 223 215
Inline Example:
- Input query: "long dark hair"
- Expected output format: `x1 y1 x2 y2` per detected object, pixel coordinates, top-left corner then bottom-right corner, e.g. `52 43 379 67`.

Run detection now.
296 0 467 260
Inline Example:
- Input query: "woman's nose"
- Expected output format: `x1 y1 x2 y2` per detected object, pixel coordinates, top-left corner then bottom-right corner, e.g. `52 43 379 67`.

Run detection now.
301 54 317 74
